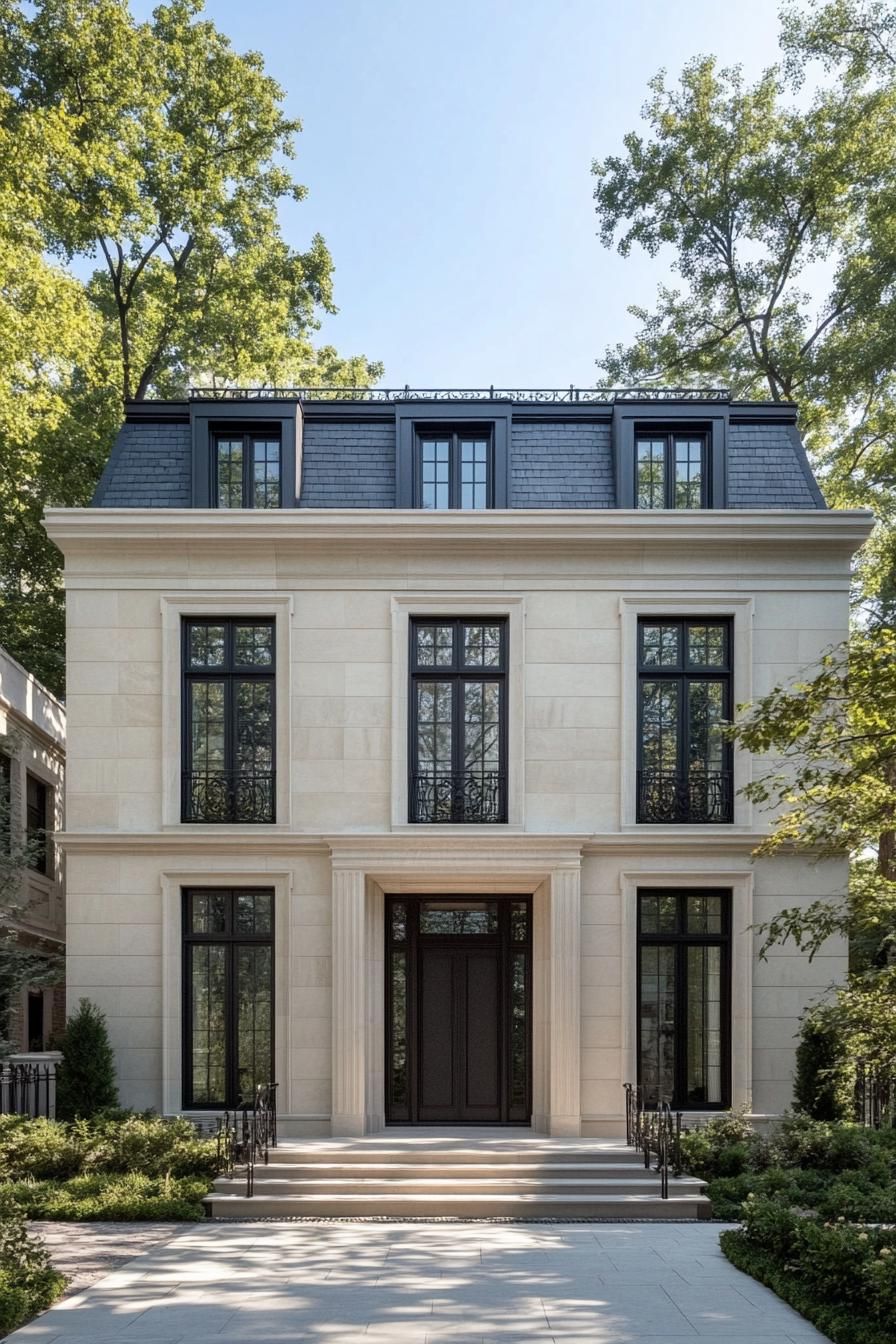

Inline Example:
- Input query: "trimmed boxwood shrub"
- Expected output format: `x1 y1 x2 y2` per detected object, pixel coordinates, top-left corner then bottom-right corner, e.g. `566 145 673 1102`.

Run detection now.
55 999 118 1120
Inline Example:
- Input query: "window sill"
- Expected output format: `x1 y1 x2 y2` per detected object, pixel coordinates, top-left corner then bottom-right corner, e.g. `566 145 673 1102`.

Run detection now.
391 822 524 835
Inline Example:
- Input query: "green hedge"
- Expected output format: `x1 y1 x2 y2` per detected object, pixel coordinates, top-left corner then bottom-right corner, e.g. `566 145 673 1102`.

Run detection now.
0 1202 67 1334
0 1111 219 1221
2 1173 210 1221
679 1112 896 1221
721 1200 896 1344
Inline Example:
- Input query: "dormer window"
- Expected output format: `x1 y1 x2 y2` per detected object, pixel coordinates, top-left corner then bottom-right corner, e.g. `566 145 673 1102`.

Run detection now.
635 434 707 509
417 431 493 509
214 433 281 509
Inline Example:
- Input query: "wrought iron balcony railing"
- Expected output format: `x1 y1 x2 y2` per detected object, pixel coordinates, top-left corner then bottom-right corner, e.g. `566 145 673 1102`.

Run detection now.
411 770 506 824
637 769 732 824
189 385 729 404
182 770 275 824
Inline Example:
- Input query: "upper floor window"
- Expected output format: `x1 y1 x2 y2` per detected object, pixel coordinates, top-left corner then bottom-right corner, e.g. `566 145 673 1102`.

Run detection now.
215 433 281 509
409 617 507 822
182 619 275 824
26 774 50 875
637 618 732 823
417 432 492 509
636 434 707 509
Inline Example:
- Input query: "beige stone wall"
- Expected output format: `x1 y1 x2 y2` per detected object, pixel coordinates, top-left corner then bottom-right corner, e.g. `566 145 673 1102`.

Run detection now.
51 510 863 1128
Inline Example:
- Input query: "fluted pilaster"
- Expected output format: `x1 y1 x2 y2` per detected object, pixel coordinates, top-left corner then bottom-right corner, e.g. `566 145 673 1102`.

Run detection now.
331 869 367 1135
549 865 581 1135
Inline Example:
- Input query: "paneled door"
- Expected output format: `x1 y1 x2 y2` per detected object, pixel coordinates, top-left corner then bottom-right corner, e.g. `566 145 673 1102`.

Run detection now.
385 897 531 1125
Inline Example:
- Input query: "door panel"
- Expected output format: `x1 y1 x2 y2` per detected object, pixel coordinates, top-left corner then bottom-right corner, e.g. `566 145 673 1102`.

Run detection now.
462 951 501 1117
418 949 455 1118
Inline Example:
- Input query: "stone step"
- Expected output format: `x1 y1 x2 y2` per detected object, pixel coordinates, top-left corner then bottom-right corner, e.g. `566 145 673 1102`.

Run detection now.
211 1174 705 1198
266 1146 648 1167
245 1159 663 1179
204 1191 711 1220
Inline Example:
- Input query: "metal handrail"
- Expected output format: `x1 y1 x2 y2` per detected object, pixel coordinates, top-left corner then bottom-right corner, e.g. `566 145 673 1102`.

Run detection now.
218 1082 278 1197
622 1083 683 1200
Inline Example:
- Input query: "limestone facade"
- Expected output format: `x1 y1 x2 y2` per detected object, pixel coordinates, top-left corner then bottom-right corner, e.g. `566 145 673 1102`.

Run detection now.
45 502 872 1135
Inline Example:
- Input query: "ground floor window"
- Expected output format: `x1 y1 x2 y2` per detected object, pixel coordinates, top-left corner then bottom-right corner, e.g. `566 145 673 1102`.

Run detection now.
182 887 273 1108
637 888 731 1109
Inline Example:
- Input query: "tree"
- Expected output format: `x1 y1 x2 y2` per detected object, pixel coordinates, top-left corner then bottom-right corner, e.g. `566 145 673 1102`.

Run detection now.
55 998 118 1119
3 0 380 402
0 0 380 690
730 631 896 1066
591 0 896 520
0 734 63 1053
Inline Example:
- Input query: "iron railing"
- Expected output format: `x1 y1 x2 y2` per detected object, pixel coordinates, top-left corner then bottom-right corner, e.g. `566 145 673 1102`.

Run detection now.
216 1082 278 1198
0 1061 56 1118
855 1059 895 1129
182 770 275 824
623 1083 683 1199
411 770 506 824
637 769 733 824
189 386 730 404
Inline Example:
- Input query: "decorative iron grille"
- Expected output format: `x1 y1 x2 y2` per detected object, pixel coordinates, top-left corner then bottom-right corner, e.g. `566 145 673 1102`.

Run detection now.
411 770 506 824
637 769 732 824
182 770 275 824
189 385 730 404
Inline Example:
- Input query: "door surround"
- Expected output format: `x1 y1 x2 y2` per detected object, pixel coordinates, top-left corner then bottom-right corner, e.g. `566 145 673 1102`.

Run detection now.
329 837 585 1136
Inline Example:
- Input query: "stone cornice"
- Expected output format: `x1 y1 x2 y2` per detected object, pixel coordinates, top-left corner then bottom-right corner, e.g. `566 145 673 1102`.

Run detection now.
43 507 875 551
54 828 791 859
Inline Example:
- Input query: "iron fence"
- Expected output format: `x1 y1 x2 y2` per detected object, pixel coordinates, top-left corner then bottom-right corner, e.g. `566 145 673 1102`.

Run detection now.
855 1060 895 1129
188 386 730 404
0 1061 56 1118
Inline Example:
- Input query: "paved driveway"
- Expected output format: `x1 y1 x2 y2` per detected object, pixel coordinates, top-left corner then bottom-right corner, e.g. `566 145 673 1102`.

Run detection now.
9 1220 829 1343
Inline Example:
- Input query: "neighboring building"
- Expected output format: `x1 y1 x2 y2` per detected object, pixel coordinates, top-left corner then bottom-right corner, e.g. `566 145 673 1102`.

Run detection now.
0 646 66 1051
45 388 873 1136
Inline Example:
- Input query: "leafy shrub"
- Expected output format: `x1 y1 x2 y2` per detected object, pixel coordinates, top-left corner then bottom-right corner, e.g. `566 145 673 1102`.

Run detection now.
0 1197 66 1333
770 1113 873 1172
0 1115 83 1181
0 1111 219 1182
793 1007 854 1121
3 1172 209 1221
55 999 118 1120
724 1208 896 1344
678 1109 766 1180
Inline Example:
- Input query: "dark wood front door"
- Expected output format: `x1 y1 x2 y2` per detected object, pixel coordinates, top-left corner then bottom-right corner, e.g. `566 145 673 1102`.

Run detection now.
386 896 531 1125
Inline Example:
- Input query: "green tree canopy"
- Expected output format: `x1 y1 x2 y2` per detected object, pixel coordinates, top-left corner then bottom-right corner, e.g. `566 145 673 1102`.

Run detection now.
0 0 379 689
591 0 896 520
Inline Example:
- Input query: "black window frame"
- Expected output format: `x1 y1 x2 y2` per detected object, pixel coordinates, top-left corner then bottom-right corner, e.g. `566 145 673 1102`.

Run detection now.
636 888 732 1111
408 616 508 823
637 616 733 824
213 430 282 509
181 618 276 824
181 887 274 1109
415 428 495 510
25 773 50 876
634 431 709 509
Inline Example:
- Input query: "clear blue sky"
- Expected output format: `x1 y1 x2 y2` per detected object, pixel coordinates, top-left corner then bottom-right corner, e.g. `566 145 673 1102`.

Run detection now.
135 0 789 388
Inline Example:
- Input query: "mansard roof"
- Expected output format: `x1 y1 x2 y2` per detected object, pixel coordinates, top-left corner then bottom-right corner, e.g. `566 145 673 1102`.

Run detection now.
91 387 826 511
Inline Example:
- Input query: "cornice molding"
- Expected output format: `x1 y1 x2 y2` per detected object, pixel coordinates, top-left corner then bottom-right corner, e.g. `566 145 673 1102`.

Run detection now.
43 507 875 551
54 828 807 860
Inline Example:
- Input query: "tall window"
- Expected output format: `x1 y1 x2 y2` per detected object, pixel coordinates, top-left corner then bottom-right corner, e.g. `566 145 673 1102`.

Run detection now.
0 754 10 853
409 618 507 822
183 888 273 1108
214 434 281 508
637 618 732 823
182 619 275 823
637 889 730 1109
417 432 492 509
25 774 50 875
636 434 707 509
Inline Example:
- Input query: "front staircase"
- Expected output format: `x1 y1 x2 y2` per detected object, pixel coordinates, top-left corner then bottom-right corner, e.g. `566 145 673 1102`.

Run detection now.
204 1133 711 1220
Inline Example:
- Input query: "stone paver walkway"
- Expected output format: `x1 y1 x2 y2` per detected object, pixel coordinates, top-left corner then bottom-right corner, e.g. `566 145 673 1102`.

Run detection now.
29 1223 183 1299
9 1220 830 1343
